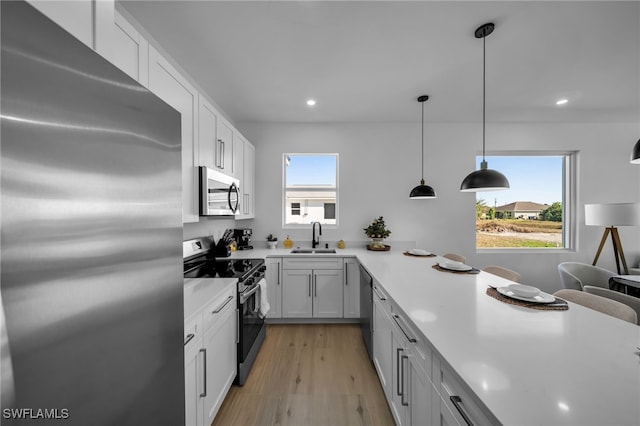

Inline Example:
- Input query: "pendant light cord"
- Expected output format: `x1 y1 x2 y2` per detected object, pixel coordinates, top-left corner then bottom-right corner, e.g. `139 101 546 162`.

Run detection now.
421 100 425 180
482 34 486 163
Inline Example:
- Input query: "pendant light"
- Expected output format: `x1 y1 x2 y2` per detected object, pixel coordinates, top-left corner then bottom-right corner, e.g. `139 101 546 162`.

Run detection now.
460 23 510 192
631 138 640 163
409 95 437 199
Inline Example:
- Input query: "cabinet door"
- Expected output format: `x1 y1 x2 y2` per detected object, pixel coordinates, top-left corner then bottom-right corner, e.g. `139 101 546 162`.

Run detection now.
112 10 149 86
408 355 433 426
233 131 244 180
148 45 199 223
184 338 204 426
313 269 343 318
343 258 360 318
282 269 313 318
244 141 255 218
265 258 282 318
215 118 234 174
202 299 237 425
373 294 393 401
198 96 218 170
391 329 408 426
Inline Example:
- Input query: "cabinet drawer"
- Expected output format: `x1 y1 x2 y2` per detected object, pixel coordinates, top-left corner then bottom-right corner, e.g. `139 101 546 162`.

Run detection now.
372 282 391 317
283 258 343 270
439 364 495 426
391 305 433 380
203 287 236 332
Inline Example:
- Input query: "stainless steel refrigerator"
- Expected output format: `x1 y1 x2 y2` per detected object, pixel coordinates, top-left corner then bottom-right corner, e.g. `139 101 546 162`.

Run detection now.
1 2 184 424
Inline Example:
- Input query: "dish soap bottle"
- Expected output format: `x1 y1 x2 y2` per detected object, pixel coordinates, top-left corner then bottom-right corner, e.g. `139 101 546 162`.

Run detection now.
283 235 294 249
337 240 346 249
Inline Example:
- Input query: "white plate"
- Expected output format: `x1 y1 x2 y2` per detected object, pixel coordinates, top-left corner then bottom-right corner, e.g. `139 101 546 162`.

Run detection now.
497 286 555 304
409 249 431 256
438 261 473 272
507 283 541 298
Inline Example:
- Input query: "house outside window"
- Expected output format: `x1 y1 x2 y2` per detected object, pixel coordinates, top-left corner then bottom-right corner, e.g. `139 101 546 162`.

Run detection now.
476 152 576 251
284 154 338 227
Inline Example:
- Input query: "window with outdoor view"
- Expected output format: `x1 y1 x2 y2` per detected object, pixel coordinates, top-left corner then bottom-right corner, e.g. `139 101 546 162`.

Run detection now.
476 153 575 249
284 154 338 226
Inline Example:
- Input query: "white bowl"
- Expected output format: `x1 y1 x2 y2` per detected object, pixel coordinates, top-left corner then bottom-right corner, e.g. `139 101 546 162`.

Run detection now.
409 249 429 256
507 283 540 298
439 261 471 271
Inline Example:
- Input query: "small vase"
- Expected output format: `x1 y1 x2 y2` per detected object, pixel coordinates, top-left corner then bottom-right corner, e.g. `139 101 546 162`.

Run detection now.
370 238 386 249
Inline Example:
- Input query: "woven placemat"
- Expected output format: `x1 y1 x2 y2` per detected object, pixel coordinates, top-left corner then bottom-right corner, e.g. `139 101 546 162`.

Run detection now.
486 287 569 311
403 251 436 258
432 264 480 274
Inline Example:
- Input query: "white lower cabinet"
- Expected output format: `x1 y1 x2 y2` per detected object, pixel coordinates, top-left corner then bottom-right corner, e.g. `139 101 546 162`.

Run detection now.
184 284 237 426
265 257 282 318
281 258 344 318
202 293 237 425
372 284 392 401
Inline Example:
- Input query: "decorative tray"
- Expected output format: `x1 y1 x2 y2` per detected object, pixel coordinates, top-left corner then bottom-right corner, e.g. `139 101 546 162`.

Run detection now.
367 244 391 251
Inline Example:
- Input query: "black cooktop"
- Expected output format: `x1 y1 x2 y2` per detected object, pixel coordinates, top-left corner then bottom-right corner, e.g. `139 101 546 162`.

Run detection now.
184 257 264 280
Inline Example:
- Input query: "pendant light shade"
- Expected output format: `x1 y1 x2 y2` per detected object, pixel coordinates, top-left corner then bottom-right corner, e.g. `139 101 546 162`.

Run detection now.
410 95 437 199
631 138 640 164
460 23 510 192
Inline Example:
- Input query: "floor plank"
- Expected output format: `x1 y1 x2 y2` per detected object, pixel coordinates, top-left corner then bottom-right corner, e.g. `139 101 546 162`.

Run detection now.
213 324 394 426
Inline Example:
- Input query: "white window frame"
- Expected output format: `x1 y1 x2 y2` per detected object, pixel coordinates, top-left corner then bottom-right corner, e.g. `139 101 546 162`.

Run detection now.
282 153 339 229
476 150 578 253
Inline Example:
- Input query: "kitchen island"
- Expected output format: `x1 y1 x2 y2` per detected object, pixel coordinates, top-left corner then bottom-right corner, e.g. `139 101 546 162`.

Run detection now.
229 246 640 425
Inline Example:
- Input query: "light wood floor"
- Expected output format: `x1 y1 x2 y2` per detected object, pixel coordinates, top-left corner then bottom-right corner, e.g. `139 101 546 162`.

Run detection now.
213 324 394 426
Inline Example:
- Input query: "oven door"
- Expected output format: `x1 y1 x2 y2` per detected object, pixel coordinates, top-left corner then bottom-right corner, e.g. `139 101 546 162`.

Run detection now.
199 166 239 216
238 283 265 363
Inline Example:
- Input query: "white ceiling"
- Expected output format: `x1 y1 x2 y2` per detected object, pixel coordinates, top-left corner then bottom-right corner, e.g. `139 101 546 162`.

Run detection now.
121 1 640 124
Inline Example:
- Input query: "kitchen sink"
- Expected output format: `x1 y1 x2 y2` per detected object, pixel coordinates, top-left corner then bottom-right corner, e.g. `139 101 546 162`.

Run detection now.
290 249 336 254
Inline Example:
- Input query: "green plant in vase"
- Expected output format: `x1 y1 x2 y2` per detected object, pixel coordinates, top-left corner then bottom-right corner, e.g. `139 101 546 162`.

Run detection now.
364 216 391 249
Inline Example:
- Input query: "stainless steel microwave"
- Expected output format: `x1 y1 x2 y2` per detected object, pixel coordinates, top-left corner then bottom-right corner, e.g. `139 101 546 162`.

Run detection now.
199 166 239 216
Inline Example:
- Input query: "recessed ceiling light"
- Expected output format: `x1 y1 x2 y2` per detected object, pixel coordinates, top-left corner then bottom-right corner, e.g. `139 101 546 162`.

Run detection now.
556 99 568 105
306 99 316 106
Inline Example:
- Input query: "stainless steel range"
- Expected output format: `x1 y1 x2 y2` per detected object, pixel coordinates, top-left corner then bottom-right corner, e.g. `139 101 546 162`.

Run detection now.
183 237 266 386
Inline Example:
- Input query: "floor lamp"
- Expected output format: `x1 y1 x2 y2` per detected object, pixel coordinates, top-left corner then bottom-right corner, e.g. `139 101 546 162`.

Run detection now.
585 203 640 275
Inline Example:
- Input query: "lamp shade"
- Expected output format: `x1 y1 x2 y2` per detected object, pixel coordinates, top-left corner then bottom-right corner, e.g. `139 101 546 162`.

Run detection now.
460 167 510 192
584 203 640 226
631 139 640 164
410 179 437 199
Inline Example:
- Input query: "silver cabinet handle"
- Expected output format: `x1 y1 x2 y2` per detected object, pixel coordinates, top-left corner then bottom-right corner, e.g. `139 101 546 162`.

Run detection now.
314 274 317 297
401 355 409 406
308 275 311 297
212 295 234 314
184 333 195 346
277 262 281 285
393 314 417 343
199 348 207 397
220 140 225 169
450 396 474 426
216 139 222 168
235 309 240 343
373 286 387 301
396 347 402 396
345 262 348 286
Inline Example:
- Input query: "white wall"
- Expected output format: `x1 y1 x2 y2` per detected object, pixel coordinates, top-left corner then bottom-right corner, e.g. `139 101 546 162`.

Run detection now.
240 121 640 293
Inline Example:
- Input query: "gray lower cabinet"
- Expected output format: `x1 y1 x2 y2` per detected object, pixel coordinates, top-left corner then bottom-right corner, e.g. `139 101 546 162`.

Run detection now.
265 257 282 318
343 258 360 318
282 268 343 318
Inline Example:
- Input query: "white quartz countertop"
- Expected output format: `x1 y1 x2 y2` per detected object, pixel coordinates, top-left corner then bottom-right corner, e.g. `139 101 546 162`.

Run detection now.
184 277 237 317
224 246 640 425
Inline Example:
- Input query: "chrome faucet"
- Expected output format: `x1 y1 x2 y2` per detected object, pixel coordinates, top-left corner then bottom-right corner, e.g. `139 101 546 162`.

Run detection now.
312 221 322 248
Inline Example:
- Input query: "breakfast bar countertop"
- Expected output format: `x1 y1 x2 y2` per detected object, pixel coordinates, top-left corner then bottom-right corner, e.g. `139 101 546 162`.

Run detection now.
229 246 640 425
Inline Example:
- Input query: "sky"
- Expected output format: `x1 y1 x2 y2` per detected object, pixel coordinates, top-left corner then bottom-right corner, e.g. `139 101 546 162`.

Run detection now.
286 155 337 186
474 156 563 207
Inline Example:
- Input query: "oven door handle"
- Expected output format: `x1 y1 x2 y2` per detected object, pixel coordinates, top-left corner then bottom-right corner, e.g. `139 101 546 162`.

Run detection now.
240 284 260 305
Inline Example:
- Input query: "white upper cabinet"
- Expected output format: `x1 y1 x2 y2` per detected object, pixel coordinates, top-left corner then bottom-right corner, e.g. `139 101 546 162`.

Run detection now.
198 96 219 170
28 0 114 61
236 133 255 220
111 10 149 86
148 45 199 223
216 118 234 175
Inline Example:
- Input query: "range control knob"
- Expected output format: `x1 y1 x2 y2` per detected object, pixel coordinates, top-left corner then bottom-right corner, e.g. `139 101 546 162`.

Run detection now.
245 278 254 286
259 266 267 272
